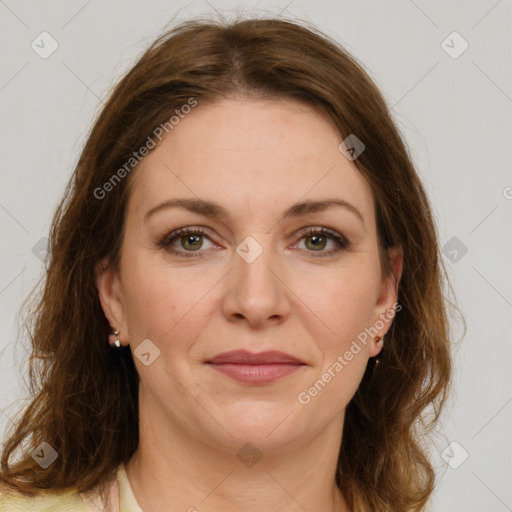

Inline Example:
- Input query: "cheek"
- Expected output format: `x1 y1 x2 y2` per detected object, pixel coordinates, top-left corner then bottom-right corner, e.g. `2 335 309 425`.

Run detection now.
120 249 213 344
119 245 175 338
295 266 378 353
316 276 379 404
298 277 374 410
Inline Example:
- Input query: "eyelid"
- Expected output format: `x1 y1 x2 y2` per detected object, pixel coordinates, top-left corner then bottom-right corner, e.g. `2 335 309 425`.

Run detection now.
295 225 345 238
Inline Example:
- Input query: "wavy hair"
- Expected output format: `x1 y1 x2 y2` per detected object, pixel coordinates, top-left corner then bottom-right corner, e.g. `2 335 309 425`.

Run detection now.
1 15 459 511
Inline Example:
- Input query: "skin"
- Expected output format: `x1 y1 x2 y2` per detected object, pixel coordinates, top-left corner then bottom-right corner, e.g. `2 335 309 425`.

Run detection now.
96 97 403 512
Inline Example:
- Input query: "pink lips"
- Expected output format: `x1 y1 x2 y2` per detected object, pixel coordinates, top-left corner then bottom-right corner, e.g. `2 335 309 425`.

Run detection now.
205 350 305 385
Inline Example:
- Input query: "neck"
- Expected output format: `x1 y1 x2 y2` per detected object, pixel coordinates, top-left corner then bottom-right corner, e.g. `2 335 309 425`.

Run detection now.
124 399 351 512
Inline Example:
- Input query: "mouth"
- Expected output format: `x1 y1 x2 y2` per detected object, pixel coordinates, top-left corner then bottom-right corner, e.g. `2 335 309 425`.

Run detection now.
205 350 306 385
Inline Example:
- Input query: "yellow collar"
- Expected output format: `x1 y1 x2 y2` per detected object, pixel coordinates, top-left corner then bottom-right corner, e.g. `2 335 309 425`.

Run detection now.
0 463 143 512
80 463 143 512
117 463 143 512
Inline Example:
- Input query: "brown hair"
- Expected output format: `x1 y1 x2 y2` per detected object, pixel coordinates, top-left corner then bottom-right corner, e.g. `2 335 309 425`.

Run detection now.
1 15 459 511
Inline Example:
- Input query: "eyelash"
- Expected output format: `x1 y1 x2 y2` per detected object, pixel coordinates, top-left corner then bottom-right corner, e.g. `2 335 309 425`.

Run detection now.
157 226 350 259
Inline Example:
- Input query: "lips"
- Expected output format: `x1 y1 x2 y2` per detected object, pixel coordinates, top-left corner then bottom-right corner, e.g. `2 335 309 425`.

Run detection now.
206 349 304 365
205 350 306 385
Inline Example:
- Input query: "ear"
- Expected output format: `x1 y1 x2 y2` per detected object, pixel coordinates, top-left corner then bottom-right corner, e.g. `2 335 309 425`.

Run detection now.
369 245 403 357
95 257 129 346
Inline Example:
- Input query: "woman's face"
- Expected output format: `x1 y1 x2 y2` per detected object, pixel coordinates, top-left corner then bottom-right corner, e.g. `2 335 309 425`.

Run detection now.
97 97 402 454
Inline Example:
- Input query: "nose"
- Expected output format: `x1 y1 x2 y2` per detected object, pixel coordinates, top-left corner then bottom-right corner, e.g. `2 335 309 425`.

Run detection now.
221 237 291 329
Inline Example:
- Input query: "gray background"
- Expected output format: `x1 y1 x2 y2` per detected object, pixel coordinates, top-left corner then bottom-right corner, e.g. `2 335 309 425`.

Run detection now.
1 1 511 510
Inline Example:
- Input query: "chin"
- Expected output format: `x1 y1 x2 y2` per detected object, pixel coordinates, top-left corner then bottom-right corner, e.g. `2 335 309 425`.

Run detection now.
214 403 301 445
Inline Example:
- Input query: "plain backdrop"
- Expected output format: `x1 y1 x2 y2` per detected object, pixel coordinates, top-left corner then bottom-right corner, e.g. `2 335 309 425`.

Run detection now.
1 1 511 511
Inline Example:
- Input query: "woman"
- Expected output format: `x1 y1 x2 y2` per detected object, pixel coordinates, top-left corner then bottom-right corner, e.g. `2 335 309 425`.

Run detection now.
0 15 455 512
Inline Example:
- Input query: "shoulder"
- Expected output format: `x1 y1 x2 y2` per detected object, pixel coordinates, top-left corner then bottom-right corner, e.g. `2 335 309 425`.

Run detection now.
0 481 88 512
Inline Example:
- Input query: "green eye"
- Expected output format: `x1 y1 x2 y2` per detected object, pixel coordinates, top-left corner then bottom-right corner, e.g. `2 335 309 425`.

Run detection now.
179 234 204 251
304 234 328 251
297 227 349 257
158 227 211 258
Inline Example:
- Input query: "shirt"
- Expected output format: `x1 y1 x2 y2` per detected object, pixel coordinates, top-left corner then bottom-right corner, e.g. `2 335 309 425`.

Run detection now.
0 463 143 512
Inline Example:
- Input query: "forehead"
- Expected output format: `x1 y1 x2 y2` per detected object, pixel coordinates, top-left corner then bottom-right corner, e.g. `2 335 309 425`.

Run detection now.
127 98 375 226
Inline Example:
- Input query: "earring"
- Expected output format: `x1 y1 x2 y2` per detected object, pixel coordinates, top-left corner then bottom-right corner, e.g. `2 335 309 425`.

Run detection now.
374 333 383 366
112 328 121 348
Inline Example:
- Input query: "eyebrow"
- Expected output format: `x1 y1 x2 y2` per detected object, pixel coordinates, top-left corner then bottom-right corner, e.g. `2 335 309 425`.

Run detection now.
144 197 366 228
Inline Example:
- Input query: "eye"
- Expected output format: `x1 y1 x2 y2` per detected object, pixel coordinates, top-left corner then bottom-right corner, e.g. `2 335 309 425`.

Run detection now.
294 227 350 257
157 226 350 259
157 227 215 258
